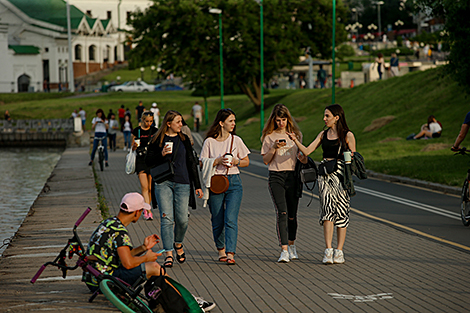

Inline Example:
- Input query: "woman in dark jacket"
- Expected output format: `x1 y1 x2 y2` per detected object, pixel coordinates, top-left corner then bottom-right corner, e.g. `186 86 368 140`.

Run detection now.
146 110 203 268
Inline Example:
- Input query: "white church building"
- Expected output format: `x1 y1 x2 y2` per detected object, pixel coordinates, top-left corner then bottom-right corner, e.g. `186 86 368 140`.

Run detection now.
0 0 151 93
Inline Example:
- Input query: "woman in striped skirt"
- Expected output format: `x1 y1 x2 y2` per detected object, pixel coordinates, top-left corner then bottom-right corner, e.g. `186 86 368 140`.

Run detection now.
288 104 356 264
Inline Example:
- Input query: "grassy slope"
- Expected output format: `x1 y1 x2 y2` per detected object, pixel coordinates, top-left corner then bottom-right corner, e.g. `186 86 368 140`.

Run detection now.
2 68 468 186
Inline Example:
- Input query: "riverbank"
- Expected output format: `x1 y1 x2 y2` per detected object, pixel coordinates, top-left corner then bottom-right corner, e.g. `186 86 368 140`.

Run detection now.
0 147 114 312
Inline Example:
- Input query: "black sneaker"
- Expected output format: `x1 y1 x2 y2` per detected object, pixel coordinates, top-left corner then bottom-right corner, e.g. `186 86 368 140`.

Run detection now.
88 161 92 166
105 162 109 167
195 296 216 312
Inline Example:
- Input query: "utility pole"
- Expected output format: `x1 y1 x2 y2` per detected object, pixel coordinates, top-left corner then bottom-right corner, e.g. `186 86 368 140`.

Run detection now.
66 0 75 92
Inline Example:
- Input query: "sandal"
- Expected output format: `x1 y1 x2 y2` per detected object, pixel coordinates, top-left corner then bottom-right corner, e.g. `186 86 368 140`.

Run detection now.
227 252 236 265
218 248 227 262
163 256 174 268
174 243 186 264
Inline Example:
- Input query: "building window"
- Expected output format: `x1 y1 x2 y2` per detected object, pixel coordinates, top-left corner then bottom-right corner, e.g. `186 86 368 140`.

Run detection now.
89 45 96 61
75 45 82 61
86 10 92 17
45 47 49 53
107 11 112 20
126 11 131 22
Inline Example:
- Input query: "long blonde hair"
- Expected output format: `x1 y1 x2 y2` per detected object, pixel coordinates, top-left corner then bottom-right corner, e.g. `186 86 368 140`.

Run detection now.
261 104 301 142
151 110 185 146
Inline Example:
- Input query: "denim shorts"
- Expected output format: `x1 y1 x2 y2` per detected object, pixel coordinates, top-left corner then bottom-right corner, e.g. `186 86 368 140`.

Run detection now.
113 263 146 286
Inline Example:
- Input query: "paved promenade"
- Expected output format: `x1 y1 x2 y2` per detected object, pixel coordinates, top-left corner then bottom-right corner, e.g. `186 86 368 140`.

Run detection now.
1 145 469 312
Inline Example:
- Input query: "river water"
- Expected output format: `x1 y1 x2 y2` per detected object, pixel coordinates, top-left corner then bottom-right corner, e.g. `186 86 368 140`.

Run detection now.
0 148 62 256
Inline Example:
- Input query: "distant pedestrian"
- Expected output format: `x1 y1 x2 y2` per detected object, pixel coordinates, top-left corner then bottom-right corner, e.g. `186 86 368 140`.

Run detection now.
181 118 194 146
135 101 145 123
150 103 160 128
121 115 133 151
108 113 119 151
261 104 307 263
71 109 79 119
317 65 327 89
199 109 251 265
146 110 203 268
107 109 114 121
288 72 296 89
191 102 202 132
132 111 158 221
4 110 11 121
118 105 126 127
289 104 356 265
375 53 384 80
89 109 109 167
389 53 400 77
78 107 86 131
125 107 131 119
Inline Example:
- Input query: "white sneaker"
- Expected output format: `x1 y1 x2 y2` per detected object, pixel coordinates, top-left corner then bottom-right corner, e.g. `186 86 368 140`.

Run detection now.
277 250 290 263
333 249 345 264
123 147 127 151
322 248 334 264
194 296 216 312
288 245 299 260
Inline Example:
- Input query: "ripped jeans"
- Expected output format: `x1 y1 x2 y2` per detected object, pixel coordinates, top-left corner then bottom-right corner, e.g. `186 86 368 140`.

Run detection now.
268 171 299 246
154 180 190 252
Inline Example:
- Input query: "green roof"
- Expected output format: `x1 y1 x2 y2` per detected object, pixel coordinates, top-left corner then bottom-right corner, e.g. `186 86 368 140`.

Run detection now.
9 45 40 54
101 19 110 30
7 0 112 31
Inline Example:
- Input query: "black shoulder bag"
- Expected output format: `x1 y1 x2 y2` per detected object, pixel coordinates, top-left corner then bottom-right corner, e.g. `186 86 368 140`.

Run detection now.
150 138 180 184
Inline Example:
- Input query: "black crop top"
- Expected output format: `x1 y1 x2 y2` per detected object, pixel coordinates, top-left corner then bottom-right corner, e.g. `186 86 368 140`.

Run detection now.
322 128 345 160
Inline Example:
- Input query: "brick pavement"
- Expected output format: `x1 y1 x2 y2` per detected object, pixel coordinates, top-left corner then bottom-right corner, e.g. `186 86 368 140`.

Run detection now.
97 135 470 313
1 143 469 312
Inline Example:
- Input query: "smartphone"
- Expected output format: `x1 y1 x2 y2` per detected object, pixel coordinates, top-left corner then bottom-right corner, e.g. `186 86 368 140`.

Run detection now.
279 139 286 143
156 249 165 254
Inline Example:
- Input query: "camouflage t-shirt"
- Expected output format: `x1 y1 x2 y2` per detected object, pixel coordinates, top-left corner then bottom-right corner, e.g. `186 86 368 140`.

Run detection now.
83 217 133 287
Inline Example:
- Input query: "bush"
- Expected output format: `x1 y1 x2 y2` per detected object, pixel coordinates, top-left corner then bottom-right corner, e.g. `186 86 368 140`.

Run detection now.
336 44 355 61
369 47 414 57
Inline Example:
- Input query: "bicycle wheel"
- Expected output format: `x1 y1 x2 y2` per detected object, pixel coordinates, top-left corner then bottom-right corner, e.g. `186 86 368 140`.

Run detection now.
99 278 152 313
460 179 470 226
98 148 104 171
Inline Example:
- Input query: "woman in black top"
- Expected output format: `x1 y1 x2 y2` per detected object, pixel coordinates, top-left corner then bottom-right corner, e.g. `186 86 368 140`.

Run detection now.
146 110 203 268
132 111 158 220
288 104 356 265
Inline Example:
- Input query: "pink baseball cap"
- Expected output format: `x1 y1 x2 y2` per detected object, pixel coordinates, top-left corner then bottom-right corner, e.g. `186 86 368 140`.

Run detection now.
120 193 151 212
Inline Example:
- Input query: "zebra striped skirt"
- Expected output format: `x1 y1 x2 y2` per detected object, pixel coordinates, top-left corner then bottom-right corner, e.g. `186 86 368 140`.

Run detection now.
318 160 350 228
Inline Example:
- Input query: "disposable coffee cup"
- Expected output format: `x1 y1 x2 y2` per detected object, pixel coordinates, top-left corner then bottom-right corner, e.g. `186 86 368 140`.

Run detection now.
223 153 233 166
165 142 173 153
344 151 351 163
135 139 140 147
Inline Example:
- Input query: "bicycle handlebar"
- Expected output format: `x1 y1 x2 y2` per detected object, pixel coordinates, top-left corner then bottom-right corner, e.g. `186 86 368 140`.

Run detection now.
30 265 46 283
75 207 92 228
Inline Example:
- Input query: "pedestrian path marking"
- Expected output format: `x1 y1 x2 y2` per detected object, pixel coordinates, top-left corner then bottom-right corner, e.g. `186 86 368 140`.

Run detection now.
240 170 470 252
328 293 394 303
16 275 82 282
9 252 59 258
355 186 460 220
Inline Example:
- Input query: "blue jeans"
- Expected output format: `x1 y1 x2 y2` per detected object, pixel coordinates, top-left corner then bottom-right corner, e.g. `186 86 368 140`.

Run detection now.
123 131 131 149
154 180 190 251
208 174 243 254
90 132 108 161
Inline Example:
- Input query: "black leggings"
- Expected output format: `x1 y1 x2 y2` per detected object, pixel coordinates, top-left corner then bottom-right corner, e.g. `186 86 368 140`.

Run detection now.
268 171 299 246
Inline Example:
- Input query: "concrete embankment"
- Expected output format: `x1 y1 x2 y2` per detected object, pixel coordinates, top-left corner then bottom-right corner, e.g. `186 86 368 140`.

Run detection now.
0 147 115 312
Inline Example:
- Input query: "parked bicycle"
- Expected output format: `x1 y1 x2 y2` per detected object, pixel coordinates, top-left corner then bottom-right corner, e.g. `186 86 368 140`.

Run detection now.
31 208 155 313
454 147 470 226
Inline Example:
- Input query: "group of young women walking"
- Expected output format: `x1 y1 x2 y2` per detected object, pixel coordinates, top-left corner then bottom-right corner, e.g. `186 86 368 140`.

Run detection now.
121 102 356 266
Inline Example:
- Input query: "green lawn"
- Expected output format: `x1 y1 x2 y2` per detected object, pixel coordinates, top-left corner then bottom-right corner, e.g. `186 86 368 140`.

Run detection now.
2 67 468 187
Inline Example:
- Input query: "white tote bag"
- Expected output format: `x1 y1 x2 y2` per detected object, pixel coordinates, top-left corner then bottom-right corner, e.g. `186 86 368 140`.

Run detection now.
125 150 136 175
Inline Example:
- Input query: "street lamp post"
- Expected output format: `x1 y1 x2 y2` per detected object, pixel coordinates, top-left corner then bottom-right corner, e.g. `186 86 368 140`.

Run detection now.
331 0 337 104
150 65 156 79
254 0 264 134
373 1 384 39
66 0 75 92
209 8 224 109
140 67 145 81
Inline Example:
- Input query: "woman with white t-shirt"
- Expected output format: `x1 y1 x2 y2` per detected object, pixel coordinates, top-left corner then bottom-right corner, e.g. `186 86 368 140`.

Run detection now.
410 115 443 140
89 108 109 166
261 104 307 263
200 109 250 265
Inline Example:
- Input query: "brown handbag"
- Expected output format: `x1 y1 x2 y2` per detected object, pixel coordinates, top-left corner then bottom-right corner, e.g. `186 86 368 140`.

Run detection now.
210 135 234 194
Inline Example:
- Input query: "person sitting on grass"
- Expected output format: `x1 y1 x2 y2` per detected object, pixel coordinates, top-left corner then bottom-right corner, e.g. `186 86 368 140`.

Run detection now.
83 192 215 312
407 115 442 140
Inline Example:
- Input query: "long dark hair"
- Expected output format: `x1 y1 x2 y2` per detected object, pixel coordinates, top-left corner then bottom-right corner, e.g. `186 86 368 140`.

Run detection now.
325 104 350 147
96 108 105 119
206 109 237 139
261 103 301 142
151 110 185 146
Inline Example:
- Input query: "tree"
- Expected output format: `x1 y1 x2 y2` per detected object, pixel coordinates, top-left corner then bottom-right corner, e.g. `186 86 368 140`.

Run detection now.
127 0 347 111
414 1 470 94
